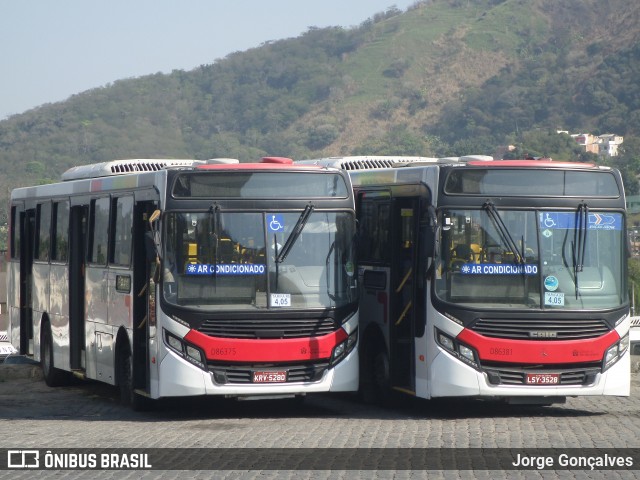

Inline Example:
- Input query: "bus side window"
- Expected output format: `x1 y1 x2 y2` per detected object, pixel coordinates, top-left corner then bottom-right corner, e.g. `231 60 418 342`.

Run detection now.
111 196 133 267
358 198 390 264
35 202 52 262
89 198 110 265
52 201 70 263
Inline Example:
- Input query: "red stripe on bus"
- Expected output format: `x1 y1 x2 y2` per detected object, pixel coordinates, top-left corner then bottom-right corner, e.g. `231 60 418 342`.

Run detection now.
184 328 348 362
466 160 595 168
195 163 321 171
456 328 620 364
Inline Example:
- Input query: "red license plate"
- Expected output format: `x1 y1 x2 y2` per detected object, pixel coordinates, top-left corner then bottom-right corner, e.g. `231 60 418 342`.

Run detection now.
526 373 560 385
252 370 288 383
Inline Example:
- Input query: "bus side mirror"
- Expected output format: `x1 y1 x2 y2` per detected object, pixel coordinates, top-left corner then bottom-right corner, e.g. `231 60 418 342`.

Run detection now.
145 232 158 262
420 204 437 258
146 209 163 260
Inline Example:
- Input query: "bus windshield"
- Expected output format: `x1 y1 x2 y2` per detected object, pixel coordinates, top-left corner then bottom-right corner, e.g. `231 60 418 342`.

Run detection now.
163 210 357 311
435 208 627 310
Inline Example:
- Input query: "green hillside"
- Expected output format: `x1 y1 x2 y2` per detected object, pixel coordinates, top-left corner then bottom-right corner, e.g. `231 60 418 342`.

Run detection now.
1 0 640 214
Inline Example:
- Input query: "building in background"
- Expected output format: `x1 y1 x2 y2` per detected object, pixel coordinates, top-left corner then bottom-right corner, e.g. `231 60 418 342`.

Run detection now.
565 131 624 157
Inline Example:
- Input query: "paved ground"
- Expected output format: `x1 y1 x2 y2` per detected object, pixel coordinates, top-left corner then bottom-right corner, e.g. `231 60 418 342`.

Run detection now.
1 362 640 479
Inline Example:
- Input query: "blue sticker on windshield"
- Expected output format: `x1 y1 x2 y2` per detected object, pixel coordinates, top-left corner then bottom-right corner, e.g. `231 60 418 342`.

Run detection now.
540 212 622 231
544 275 559 291
186 264 266 275
459 264 538 275
268 214 285 232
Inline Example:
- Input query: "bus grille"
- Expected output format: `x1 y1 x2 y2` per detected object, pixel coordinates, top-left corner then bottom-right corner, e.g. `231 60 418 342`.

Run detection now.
482 364 601 386
198 317 337 339
471 317 610 340
209 362 329 384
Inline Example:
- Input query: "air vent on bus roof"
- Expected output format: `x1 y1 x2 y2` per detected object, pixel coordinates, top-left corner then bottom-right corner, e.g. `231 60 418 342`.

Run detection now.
61 159 205 181
297 156 437 171
341 158 407 170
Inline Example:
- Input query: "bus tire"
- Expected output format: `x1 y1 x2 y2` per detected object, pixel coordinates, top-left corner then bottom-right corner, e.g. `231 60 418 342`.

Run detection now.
359 346 376 404
372 350 394 406
41 321 70 387
117 343 151 411
360 338 394 406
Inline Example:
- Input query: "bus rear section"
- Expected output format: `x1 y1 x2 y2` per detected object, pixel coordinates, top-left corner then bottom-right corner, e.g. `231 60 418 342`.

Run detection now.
303 156 630 405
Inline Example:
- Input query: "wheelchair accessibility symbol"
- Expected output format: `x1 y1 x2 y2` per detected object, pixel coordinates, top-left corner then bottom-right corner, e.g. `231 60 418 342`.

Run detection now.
268 214 285 232
543 213 556 228
541 211 621 231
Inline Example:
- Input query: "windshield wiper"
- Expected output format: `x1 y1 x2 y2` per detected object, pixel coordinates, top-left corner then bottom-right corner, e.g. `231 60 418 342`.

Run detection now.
208 203 221 277
483 201 524 264
573 202 589 297
276 203 314 263
325 240 336 302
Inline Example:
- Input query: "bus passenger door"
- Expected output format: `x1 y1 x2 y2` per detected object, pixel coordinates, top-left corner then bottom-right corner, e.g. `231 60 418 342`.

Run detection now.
18 208 35 355
389 198 419 394
69 206 88 371
132 201 157 395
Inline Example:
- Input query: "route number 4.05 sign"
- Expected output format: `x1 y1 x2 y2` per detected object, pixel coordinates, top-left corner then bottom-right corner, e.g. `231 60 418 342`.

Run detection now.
270 293 291 307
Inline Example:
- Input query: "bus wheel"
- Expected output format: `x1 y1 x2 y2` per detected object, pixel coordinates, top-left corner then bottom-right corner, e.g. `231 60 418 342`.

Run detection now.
373 350 395 406
41 322 69 387
360 341 389 404
117 345 151 411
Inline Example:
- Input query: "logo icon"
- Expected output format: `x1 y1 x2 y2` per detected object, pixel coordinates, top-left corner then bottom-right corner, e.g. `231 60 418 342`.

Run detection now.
529 331 558 338
8 450 40 468
268 214 285 232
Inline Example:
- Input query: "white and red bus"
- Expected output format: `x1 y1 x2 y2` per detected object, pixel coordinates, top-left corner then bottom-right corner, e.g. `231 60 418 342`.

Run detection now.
299 156 630 405
7 157 358 408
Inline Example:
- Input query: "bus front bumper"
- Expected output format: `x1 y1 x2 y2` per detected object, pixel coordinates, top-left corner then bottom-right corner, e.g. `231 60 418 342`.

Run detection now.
156 346 358 398
424 349 630 399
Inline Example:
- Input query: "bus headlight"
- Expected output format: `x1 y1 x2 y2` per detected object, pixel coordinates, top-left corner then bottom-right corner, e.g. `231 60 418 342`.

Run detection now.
458 344 475 363
166 332 183 353
619 334 630 354
435 328 480 370
164 329 206 369
186 345 204 364
603 334 629 371
331 328 358 366
437 332 455 351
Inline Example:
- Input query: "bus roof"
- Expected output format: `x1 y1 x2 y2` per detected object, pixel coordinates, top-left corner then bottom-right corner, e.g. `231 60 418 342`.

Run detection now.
195 163 322 171
61 159 208 181
466 160 597 168
298 156 605 172
61 157 327 181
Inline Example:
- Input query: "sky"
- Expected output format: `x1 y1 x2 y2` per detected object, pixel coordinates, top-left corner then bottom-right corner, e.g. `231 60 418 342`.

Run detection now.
0 0 418 120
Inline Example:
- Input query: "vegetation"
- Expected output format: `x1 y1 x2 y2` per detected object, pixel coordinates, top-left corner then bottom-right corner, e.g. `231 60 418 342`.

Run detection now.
0 0 639 210
1 0 640 299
